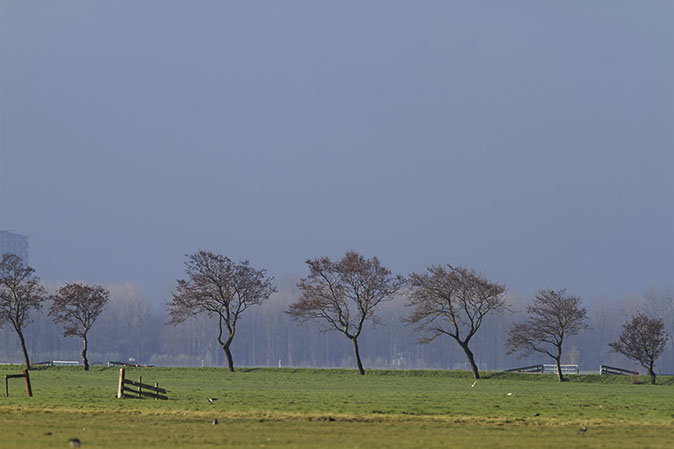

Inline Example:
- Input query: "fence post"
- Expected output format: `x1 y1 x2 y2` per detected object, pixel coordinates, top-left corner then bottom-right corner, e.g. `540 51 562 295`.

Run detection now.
117 368 125 399
23 369 32 398
138 375 142 399
4 376 8 397
155 383 159 400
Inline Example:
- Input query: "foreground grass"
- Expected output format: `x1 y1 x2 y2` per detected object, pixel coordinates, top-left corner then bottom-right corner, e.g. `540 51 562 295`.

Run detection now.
0 366 672 448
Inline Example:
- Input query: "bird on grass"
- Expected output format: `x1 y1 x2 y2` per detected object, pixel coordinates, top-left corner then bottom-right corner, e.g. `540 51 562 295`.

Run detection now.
506 393 513 396
578 426 588 435
208 398 218 404
212 418 218 425
68 438 81 448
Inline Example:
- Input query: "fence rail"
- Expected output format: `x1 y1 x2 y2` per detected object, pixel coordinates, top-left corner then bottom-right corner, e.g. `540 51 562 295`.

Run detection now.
543 364 579 374
504 364 579 374
52 360 79 366
32 361 53 367
504 364 544 373
4 369 32 397
108 361 148 368
600 365 639 376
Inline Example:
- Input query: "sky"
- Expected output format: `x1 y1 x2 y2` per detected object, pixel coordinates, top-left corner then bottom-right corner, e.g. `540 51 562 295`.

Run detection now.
0 0 672 304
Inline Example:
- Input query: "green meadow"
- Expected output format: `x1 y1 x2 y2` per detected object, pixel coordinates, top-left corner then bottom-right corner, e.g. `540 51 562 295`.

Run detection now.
0 366 672 448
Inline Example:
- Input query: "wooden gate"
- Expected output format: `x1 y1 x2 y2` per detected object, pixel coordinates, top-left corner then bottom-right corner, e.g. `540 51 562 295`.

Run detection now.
116 368 167 400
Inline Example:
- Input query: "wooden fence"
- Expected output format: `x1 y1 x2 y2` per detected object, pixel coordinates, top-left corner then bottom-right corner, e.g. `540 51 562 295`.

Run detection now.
4 369 32 397
116 368 167 400
600 365 639 376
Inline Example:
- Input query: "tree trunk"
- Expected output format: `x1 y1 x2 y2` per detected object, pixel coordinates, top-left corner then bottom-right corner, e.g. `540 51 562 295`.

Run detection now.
351 337 365 375
459 343 480 379
648 362 656 385
554 356 564 382
81 335 89 371
219 330 235 372
223 341 234 372
16 326 31 370
217 315 235 372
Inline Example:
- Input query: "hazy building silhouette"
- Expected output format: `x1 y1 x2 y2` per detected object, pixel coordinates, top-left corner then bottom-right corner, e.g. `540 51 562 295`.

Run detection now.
0 230 29 263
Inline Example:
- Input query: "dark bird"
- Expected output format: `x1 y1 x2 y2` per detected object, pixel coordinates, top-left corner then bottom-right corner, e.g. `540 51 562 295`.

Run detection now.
212 418 218 425
578 426 587 435
533 413 541 417
208 398 218 404
68 438 81 448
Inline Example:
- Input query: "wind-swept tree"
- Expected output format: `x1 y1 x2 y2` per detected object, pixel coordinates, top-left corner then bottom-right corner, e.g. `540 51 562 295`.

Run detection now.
610 314 669 385
506 289 587 381
167 251 275 372
406 265 507 379
288 251 405 375
50 282 110 371
0 253 47 369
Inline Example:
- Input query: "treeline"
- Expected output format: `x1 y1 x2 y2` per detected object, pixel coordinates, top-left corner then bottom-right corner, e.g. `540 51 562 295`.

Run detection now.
1 279 673 374
1 252 672 376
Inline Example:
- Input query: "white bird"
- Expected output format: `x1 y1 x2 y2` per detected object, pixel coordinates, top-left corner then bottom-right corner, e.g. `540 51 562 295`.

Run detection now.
208 398 218 404
212 418 218 425
507 392 513 396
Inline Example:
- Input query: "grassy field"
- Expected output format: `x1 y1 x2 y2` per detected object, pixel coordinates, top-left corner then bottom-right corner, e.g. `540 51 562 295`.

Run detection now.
0 366 672 448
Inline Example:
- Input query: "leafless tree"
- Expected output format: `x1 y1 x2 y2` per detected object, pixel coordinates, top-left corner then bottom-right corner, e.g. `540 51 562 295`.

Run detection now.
49 282 109 371
288 251 405 375
506 289 587 381
0 253 47 369
609 314 669 385
406 265 507 379
167 251 275 372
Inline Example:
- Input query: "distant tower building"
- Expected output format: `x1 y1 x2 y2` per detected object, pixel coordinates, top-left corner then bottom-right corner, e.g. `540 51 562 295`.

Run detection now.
0 230 29 264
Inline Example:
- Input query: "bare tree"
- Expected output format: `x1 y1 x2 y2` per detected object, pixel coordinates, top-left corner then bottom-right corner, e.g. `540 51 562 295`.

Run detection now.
643 286 674 366
0 253 47 369
288 251 405 375
49 282 109 371
506 289 587 381
609 314 669 385
167 251 275 372
406 265 507 379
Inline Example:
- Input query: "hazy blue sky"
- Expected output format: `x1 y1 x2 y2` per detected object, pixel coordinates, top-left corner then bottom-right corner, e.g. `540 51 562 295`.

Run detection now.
1 0 672 303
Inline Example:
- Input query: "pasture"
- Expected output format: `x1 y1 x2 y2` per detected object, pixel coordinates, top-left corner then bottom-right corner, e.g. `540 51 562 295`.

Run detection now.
0 366 672 448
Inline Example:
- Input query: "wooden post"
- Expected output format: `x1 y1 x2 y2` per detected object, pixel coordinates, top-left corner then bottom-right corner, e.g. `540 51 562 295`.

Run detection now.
23 369 32 398
4 376 8 397
154 383 159 400
117 368 125 399
138 375 142 399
